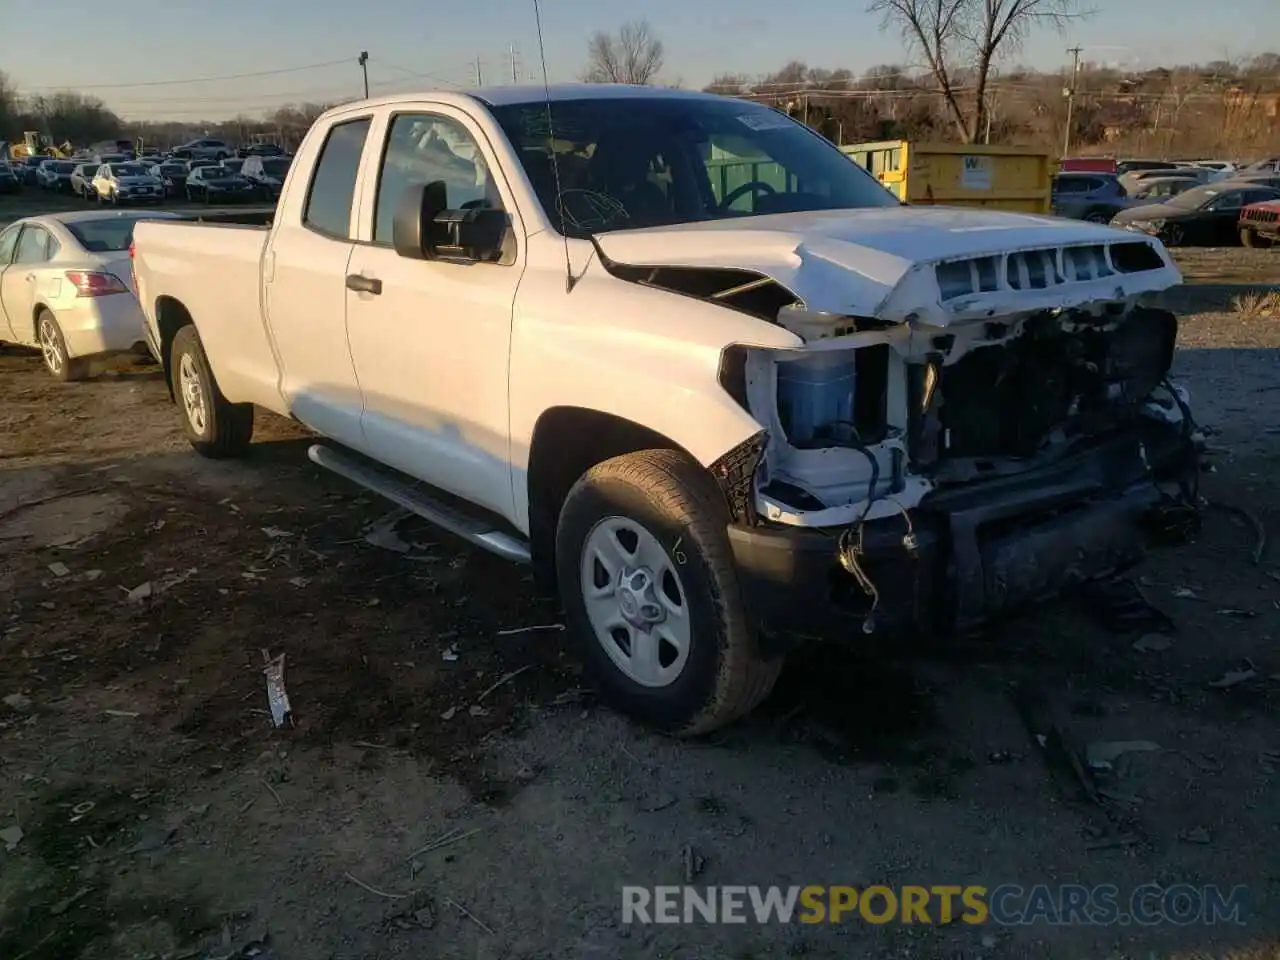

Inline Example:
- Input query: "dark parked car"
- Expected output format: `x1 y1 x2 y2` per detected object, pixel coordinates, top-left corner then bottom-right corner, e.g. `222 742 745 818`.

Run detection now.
1050 173 1130 222
1115 158 1182 176
236 141 285 158
1127 175 1202 203
0 163 20 194
1111 181 1280 246
240 155 292 199
150 160 190 196
184 164 258 203
185 157 220 174
17 155 47 185
37 159 77 192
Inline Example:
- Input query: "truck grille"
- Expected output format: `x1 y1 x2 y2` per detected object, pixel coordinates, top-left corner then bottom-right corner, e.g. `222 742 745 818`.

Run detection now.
1242 208 1279 224
935 240 1166 302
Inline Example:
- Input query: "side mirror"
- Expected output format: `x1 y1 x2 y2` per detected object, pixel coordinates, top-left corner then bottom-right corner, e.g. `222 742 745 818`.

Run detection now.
392 181 507 262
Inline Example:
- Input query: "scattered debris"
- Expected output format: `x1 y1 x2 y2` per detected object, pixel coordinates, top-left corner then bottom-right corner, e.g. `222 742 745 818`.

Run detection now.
440 706 457 720
383 891 437 931
0 825 23 851
3 693 32 711
1086 740 1161 772
1132 633 1172 653
47 561 70 577
1209 663 1258 688
104 709 140 719
261 779 285 808
405 827 481 861
1260 751 1280 774
261 650 294 727
1080 577 1174 634
1179 826 1212 845
1009 684 1099 803
49 886 92 915
476 664 534 703
288 576 310 588
468 704 489 718
443 897 494 935
1214 607 1256 619
682 843 705 883
261 526 294 539
122 581 153 602
344 871 408 900
496 624 565 636
441 646 458 663
83 569 103 581
986 750 1019 765
1205 499 1266 565
1084 832 1142 851
1172 586 1202 600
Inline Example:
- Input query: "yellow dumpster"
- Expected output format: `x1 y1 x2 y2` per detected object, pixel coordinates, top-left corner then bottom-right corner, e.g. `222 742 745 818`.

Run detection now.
841 140 1052 214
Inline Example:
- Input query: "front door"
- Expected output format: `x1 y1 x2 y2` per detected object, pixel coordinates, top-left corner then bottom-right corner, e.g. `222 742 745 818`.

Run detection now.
344 106 526 522
262 114 373 447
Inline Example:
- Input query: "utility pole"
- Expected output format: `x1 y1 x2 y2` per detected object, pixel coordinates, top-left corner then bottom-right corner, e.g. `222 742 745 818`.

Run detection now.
509 44 519 83
358 51 369 98
1062 45 1082 158
474 56 483 87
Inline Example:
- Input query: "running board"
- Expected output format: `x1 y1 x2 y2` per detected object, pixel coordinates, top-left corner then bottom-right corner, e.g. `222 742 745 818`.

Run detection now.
307 444 531 564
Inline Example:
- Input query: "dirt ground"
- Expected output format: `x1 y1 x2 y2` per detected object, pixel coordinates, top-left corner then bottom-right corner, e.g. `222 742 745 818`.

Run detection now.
1 237 1279 959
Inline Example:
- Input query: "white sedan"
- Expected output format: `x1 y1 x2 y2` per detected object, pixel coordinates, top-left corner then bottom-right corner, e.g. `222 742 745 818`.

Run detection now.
0 210 182 380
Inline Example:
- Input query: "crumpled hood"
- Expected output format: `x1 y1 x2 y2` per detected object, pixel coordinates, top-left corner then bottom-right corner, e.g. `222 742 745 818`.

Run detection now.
593 207 1183 327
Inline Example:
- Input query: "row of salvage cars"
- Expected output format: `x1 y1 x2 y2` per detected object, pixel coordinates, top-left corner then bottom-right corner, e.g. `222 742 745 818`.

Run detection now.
12 154 290 205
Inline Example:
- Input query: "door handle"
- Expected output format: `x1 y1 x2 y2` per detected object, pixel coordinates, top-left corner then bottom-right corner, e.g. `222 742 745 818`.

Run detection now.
345 273 382 295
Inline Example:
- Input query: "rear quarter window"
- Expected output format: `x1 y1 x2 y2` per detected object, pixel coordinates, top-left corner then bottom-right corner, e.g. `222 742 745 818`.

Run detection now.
303 118 372 239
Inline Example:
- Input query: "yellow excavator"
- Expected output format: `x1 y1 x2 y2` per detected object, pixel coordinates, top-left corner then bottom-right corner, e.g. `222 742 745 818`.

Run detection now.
7 131 74 160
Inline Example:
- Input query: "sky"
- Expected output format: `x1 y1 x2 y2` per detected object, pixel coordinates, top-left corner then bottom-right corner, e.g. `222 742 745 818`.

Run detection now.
2 0 1278 122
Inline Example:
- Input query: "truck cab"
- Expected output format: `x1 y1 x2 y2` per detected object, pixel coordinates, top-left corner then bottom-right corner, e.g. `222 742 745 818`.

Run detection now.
132 86 1202 734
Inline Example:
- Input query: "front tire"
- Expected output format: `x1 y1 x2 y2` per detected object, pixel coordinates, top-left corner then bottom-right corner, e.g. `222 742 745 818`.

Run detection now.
169 325 254 458
555 449 782 735
37 310 89 382
1241 227 1273 249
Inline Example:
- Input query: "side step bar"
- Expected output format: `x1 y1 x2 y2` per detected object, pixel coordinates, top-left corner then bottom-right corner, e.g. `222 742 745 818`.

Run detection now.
307 444 531 564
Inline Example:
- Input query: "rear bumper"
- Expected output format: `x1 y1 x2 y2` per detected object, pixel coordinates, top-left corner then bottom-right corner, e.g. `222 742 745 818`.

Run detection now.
728 425 1200 640
58 295 149 358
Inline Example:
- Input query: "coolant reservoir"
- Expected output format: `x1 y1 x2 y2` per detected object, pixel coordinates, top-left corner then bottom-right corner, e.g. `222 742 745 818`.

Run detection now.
776 353 856 446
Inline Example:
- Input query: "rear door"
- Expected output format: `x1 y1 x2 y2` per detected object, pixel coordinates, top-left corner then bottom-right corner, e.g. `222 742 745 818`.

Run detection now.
0 225 56 344
0 223 22 340
262 114 373 446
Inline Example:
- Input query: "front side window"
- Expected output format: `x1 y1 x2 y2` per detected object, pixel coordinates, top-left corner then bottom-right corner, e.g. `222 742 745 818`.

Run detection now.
303 118 372 239
373 113 499 244
488 96 897 237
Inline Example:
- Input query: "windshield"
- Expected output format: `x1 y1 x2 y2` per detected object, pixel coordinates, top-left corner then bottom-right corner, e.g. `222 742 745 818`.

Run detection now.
220 159 244 172
205 166 235 179
487 96 898 236
160 163 186 175
262 159 291 176
114 163 150 177
66 215 168 252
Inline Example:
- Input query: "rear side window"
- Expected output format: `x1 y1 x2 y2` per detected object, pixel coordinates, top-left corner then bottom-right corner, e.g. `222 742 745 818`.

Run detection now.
303 118 372 239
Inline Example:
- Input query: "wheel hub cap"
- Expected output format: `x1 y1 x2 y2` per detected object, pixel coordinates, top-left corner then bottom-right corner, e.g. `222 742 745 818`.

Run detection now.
179 354 207 433
580 517 691 689
40 318 62 373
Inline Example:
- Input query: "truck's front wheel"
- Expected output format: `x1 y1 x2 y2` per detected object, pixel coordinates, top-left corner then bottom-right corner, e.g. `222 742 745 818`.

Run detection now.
556 449 782 735
170 325 254 459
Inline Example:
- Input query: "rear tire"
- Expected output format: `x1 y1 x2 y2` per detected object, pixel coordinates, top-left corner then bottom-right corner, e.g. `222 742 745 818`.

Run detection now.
169 325 254 459
37 310 89 382
1240 227 1273 249
555 449 782 735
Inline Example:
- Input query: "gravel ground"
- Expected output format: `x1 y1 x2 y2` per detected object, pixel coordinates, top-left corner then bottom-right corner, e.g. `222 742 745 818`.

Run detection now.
0 192 1278 959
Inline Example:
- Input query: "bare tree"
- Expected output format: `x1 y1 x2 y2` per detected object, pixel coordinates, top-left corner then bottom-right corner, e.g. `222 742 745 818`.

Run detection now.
583 20 665 85
868 0 1087 142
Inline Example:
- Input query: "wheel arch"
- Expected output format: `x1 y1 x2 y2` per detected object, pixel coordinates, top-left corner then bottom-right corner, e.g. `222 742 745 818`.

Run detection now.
30 302 52 343
525 406 707 594
154 295 194 401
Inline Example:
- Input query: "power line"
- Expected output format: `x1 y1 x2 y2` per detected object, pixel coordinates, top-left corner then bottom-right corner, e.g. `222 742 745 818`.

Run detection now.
20 58 356 92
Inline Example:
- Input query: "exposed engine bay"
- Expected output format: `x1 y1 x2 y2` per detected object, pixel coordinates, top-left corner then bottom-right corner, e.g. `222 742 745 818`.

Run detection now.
736 301 1194 527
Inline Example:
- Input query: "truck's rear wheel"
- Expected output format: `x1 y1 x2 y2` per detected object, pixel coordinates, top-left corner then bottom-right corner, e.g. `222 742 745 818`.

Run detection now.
170 325 254 459
555 449 782 735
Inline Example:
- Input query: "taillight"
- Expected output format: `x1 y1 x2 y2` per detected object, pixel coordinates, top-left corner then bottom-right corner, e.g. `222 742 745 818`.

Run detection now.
65 270 129 297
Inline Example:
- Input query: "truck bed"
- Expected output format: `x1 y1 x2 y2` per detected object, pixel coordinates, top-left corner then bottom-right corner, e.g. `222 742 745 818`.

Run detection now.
132 216 285 414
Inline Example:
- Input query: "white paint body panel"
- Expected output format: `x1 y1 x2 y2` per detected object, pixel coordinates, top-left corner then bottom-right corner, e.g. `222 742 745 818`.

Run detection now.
129 88 1188 540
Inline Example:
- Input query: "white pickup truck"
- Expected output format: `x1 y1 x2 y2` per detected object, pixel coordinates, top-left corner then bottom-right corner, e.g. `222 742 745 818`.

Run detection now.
131 85 1202 734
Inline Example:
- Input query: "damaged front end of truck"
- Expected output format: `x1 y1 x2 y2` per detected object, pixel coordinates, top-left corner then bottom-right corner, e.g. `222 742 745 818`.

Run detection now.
600 224 1204 640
